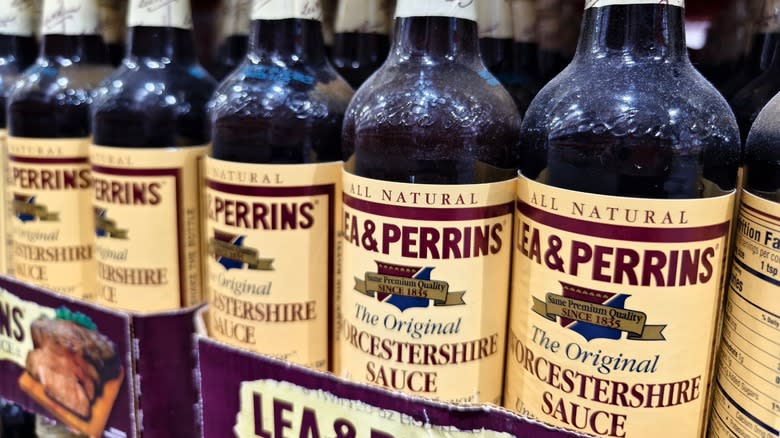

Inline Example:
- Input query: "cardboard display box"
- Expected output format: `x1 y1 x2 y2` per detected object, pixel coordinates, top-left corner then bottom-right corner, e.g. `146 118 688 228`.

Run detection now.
0 275 584 437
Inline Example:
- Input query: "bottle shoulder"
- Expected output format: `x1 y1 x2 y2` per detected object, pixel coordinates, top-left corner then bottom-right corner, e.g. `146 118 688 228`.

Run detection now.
92 60 217 116
0 63 25 97
345 61 522 135
730 71 780 117
522 60 739 146
746 92 780 160
209 59 354 124
9 61 113 108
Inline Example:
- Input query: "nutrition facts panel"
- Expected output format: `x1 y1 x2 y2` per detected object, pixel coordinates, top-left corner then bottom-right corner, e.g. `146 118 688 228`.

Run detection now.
710 191 780 438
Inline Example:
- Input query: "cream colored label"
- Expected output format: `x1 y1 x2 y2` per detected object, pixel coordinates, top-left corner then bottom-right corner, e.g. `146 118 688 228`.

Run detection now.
99 0 126 43
478 0 513 39
127 0 192 30
41 0 100 35
709 191 780 438
337 171 515 403
251 0 322 21
205 158 341 371
220 0 251 37
511 0 535 43
395 0 478 21
0 130 10 276
235 379 516 437
335 0 388 34
91 145 206 312
8 137 96 299
504 176 735 437
0 0 36 37
0 288 56 366
585 0 684 8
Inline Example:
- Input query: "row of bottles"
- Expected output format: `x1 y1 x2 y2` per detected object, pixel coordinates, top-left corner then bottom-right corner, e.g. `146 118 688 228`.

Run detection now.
0 1 775 438
0 2 59 435
211 0 582 112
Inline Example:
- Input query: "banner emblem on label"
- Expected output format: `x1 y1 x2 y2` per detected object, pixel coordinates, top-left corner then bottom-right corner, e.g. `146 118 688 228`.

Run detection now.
354 261 466 312
13 195 59 222
531 282 666 341
209 230 274 271
94 208 128 239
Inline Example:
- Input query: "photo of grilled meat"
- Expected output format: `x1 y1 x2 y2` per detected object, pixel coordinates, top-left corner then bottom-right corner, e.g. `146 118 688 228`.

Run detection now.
24 318 120 420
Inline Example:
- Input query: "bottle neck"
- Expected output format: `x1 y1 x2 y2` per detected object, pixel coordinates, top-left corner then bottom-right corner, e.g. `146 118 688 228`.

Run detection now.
575 4 687 63
514 41 539 76
41 34 108 64
0 35 37 68
127 27 197 63
765 34 780 71
248 19 327 65
388 16 481 64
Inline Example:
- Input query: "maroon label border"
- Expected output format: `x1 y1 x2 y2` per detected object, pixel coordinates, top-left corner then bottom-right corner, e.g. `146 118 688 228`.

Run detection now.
343 194 514 221
92 165 188 308
206 180 338 369
9 156 90 165
517 200 731 242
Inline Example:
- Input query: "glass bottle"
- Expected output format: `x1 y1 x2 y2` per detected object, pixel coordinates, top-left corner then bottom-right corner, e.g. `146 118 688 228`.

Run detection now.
707 78 780 438
7 0 111 299
731 0 780 146
91 0 216 313
211 0 250 80
535 0 567 81
722 0 777 100
504 1 740 436
207 0 352 370
0 0 38 276
696 0 753 93
477 0 514 84
505 0 542 115
99 0 127 66
331 0 390 89
338 0 521 403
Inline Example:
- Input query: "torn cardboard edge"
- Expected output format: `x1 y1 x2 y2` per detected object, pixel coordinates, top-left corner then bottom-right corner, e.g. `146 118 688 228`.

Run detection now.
196 333 589 438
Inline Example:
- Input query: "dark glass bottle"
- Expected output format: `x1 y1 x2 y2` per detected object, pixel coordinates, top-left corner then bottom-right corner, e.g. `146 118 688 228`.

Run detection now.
339 0 520 404
505 1 740 436
707 74 780 438
211 0 250 80
722 1 777 100
321 0 337 56
211 3 352 164
504 0 542 115
331 0 390 89
535 0 567 82
518 3 739 194
478 0 514 84
91 0 216 313
696 0 753 92
99 0 127 66
0 0 38 277
731 1 780 146
7 0 111 297
207 0 352 369
0 8 36 431
343 8 520 182
745 93 780 198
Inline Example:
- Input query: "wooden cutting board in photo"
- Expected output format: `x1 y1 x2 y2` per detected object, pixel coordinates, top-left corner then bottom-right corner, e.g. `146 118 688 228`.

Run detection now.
19 367 125 438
